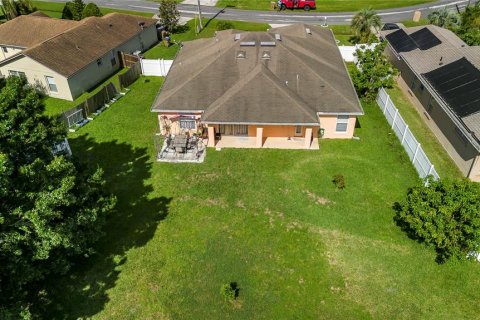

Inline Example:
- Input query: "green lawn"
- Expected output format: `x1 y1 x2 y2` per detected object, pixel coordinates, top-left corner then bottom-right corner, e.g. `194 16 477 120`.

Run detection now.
329 25 354 45
43 68 128 117
39 76 480 319
215 0 434 11
144 19 270 60
32 1 154 18
402 18 429 27
386 84 462 179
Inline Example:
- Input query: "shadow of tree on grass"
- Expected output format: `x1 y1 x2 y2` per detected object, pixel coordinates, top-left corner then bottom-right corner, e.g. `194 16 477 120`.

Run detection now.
38 134 171 319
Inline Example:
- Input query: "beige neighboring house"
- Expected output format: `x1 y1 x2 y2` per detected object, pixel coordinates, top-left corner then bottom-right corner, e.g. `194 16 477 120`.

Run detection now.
151 24 363 150
0 12 158 100
380 25 480 181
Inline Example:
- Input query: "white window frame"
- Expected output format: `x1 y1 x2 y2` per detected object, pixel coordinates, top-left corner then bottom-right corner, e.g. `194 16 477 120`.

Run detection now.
179 119 196 130
8 70 26 78
335 115 349 133
294 125 302 136
45 76 58 93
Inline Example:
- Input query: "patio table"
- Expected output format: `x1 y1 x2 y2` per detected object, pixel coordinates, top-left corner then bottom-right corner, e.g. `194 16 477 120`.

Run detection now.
173 135 188 153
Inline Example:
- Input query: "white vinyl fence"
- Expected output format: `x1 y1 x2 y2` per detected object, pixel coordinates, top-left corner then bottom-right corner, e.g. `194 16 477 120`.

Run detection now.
339 43 378 62
140 59 173 76
376 88 440 180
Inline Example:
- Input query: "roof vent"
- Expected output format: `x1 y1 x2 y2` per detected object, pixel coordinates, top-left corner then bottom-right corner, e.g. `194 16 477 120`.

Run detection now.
240 41 256 46
234 33 241 41
236 50 246 59
275 33 282 41
260 41 276 47
262 51 271 59
305 28 312 35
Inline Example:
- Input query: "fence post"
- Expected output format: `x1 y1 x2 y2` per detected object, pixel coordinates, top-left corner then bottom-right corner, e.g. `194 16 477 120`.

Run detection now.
427 164 434 176
391 108 399 129
383 90 390 114
401 125 409 145
412 143 420 164
140 58 145 75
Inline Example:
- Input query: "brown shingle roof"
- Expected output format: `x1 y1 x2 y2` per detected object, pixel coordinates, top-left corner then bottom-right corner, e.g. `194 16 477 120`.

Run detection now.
23 13 156 77
0 15 78 48
151 24 363 124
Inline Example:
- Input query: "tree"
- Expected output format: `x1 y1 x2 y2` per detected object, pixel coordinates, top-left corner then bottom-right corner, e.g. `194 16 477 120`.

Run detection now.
395 178 480 262
71 0 85 20
456 1 480 45
0 0 19 20
350 8 382 43
159 0 180 32
427 8 460 29
350 41 398 100
0 77 116 317
82 2 102 18
61 1 74 20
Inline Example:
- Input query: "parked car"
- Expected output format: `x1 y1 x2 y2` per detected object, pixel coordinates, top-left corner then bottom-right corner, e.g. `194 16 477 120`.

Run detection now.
279 0 316 11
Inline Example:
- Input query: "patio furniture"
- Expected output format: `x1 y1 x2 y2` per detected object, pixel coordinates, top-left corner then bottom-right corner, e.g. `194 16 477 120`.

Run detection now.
173 135 188 153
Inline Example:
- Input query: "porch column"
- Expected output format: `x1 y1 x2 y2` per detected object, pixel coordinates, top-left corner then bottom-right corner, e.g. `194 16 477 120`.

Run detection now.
304 127 312 149
256 127 263 148
207 126 215 147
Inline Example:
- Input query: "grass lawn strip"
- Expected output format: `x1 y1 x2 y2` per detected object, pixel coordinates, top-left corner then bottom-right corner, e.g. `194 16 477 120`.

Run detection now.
40 76 480 319
386 84 462 179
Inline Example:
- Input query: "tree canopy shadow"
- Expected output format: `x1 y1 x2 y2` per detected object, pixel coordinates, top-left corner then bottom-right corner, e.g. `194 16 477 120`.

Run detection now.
38 134 172 319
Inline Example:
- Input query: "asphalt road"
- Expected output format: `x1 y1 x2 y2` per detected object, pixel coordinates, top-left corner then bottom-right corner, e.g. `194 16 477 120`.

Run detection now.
43 0 471 24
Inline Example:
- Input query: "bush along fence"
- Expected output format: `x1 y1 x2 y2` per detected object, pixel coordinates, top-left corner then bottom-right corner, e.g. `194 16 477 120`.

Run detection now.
376 88 440 181
59 82 121 132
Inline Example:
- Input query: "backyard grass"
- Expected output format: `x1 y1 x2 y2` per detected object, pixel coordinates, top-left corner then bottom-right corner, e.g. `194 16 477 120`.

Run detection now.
402 18 429 27
215 0 434 11
43 68 128 117
329 25 354 45
144 19 270 60
386 84 463 179
39 76 480 319
31 1 154 18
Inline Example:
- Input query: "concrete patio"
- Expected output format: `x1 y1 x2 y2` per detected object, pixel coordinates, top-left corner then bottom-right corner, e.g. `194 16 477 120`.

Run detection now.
214 136 319 150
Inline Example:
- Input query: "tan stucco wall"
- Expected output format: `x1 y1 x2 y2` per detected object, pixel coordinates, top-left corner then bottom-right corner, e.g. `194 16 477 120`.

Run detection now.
318 116 356 139
0 55 72 100
67 24 158 100
468 155 480 182
0 46 23 62
207 124 319 138
158 113 203 135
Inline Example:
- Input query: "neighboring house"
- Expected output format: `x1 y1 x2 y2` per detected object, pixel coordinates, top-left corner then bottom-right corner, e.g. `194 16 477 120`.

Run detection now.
380 25 480 181
151 24 363 150
0 12 157 101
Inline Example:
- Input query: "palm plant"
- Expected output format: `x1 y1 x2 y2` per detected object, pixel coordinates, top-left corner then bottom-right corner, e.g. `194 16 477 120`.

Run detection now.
350 8 382 43
427 8 460 29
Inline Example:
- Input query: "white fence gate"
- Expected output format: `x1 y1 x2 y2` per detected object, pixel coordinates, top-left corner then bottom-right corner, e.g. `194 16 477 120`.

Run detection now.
140 59 173 76
376 88 440 180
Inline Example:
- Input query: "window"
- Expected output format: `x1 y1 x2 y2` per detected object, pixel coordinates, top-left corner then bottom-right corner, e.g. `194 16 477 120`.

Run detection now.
336 115 349 132
45 76 58 92
427 96 434 112
97 58 102 66
295 126 302 136
2 46 7 53
8 70 26 78
179 119 196 130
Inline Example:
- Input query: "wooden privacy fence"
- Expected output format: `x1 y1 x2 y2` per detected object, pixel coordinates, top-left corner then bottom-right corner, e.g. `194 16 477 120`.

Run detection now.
60 82 119 130
119 52 139 68
376 88 440 180
118 61 141 90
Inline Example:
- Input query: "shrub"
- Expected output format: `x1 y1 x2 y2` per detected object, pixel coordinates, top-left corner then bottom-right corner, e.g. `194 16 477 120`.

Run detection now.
220 282 237 301
332 174 346 190
395 178 480 262
82 2 102 18
216 21 234 31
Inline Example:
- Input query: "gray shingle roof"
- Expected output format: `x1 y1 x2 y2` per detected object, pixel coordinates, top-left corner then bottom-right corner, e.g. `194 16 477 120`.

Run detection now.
151 24 363 124
381 25 480 148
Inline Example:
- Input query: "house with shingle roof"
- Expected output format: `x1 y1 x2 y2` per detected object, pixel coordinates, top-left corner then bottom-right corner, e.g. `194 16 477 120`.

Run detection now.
0 12 157 100
380 25 480 181
151 24 363 149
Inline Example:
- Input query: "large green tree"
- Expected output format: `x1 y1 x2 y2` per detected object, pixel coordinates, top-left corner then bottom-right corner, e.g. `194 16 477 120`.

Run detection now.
395 178 480 262
351 41 398 100
82 2 102 18
457 1 480 45
350 8 382 43
427 8 460 29
0 77 116 318
159 0 180 32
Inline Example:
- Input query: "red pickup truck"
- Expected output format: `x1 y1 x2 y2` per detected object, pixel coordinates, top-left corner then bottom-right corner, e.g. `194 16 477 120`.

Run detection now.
279 0 316 11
